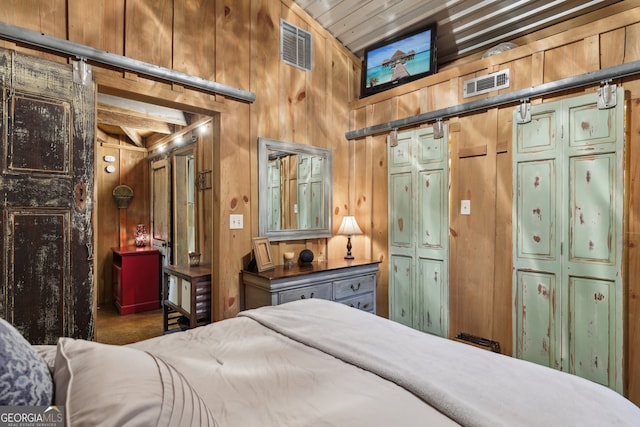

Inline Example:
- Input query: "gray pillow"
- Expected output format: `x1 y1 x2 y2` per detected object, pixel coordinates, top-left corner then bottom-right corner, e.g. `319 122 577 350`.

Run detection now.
0 318 53 405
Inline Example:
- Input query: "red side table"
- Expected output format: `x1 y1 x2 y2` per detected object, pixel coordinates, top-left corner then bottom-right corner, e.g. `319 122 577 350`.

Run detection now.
112 246 160 315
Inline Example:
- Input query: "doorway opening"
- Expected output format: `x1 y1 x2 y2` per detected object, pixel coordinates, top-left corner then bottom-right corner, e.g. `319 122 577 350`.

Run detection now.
94 91 214 344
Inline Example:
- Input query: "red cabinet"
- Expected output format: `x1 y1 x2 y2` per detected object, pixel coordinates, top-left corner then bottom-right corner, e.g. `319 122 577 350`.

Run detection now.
112 246 160 315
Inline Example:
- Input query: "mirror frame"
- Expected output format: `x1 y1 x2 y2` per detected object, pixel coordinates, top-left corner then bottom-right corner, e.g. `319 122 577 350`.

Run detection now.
258 137 333 241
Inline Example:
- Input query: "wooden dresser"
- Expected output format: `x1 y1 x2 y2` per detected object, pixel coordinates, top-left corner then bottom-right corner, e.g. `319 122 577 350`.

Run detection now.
242 259 380 313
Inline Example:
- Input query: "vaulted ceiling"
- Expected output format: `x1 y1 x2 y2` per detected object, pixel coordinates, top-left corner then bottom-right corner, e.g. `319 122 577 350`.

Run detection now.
294 0 622 64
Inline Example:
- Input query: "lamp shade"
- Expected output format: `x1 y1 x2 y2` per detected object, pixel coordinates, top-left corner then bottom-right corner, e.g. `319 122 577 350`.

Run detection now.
337 215 362 236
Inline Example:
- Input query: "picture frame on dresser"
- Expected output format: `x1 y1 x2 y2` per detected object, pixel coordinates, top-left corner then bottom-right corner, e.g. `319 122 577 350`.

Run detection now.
252 236 275 272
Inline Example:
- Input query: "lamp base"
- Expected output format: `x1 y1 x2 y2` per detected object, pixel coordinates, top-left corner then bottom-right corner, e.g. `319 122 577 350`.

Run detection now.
344 236 354 260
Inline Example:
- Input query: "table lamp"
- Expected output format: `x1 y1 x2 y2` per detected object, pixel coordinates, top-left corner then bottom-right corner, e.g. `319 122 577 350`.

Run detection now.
337 215 362 259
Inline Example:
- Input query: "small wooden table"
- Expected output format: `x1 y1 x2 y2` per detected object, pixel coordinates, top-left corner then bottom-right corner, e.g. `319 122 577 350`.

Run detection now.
162 263 212 333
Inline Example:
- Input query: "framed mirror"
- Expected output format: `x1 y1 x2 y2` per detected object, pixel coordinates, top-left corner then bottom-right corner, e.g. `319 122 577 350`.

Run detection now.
258 137 332 241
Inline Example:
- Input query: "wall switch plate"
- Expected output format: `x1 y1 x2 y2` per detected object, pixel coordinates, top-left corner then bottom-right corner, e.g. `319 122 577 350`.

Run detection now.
461 200 471 215
230 214 243 229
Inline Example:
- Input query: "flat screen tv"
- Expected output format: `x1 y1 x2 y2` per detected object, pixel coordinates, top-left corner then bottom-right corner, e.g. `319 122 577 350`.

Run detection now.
360 24 437 98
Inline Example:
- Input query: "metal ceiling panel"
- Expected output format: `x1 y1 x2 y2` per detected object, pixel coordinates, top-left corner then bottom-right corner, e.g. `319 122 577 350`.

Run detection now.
294 0 622 64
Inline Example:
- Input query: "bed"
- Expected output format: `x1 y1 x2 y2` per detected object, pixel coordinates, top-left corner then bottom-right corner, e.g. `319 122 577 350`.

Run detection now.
2 298 639 426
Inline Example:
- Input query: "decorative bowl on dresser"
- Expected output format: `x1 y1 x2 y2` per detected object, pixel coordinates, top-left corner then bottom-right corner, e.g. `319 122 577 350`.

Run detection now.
242 259 380 313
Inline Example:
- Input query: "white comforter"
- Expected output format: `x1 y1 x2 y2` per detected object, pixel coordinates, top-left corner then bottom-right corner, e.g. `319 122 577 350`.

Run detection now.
238 299 640 427
48 298 639 426
131 301 456 426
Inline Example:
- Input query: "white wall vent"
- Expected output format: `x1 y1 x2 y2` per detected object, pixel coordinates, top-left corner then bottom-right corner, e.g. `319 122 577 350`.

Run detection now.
463 69 510 98
281 19 312 71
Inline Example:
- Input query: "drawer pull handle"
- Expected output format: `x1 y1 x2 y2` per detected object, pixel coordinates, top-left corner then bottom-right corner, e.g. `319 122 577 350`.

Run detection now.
350 283 361 292
350 302 362 309
301 292 315 300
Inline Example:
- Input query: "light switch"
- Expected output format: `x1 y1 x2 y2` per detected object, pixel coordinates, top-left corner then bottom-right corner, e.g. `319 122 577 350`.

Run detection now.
461 200 471 215
230 214 243 229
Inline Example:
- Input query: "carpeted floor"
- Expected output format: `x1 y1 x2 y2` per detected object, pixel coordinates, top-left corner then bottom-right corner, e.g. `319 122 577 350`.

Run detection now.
96 303 164 345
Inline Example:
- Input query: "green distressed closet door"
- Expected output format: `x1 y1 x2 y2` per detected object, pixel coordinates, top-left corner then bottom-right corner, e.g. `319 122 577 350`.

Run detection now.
513 88 625 392
389 126 449 337
267 158 281 230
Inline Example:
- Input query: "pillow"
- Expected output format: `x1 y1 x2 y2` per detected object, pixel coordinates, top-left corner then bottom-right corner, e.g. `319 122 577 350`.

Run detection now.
54 338 218 427
33 345 57 374
0 318 53 405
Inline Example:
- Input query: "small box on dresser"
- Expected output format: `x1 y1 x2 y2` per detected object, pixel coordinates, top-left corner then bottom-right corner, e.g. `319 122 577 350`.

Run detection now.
242 259 380 313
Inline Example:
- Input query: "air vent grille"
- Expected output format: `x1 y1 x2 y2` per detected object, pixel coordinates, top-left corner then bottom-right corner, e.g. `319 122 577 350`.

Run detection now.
463 69 510 98
281 20 312 71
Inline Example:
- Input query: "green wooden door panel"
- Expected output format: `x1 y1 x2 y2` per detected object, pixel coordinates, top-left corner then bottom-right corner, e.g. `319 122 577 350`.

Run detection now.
513 100 563 370
515 271 558 369
389 133 413 168
567 102 620 148
417 257 445 335
513 88 624 392
389 254 413 326
515 108 557 153
311 155 323 179
267 160 281 230
298 182 310 229
569 277 615 387
417 128 446 164
569 154 616 264
298 155 310 178
389 173 413 247
389 126 449 337
564 90 624 393
310 180 323 228
516 160 557 260
418 170 445 249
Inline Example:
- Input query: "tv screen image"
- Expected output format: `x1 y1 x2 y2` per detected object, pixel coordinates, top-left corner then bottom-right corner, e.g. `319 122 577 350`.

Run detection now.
361 24 437 97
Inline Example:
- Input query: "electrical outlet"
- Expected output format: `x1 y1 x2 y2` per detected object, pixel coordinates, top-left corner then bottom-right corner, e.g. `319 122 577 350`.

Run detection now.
461 200 471 215
230 214 243 229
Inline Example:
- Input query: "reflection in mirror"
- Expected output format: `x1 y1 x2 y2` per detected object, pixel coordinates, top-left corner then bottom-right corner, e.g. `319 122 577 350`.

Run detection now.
173 149 196 265
258 137 332 241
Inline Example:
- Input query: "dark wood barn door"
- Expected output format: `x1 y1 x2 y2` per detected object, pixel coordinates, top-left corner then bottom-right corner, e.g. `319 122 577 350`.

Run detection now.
0 48 95 344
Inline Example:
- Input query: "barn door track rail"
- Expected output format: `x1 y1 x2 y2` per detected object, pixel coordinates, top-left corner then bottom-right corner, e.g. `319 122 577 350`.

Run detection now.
0 22 256 103
346 59 640 140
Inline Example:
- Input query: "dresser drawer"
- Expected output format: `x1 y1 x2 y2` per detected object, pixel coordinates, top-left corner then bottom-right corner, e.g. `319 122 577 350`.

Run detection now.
333 274 375 300
338 292 374 312
278 283 332 304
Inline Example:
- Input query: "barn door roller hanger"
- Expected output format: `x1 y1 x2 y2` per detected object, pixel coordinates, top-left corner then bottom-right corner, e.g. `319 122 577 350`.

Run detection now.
597 80 617 109
73 58 92 86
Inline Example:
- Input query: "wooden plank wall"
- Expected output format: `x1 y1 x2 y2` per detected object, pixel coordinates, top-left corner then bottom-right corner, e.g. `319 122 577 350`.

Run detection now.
95 134 150 306
349 0 640 404
0 0 361 320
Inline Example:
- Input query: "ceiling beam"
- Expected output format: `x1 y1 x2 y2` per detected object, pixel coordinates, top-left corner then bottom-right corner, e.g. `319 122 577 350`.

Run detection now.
97 107 173 134
121 127 143 147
